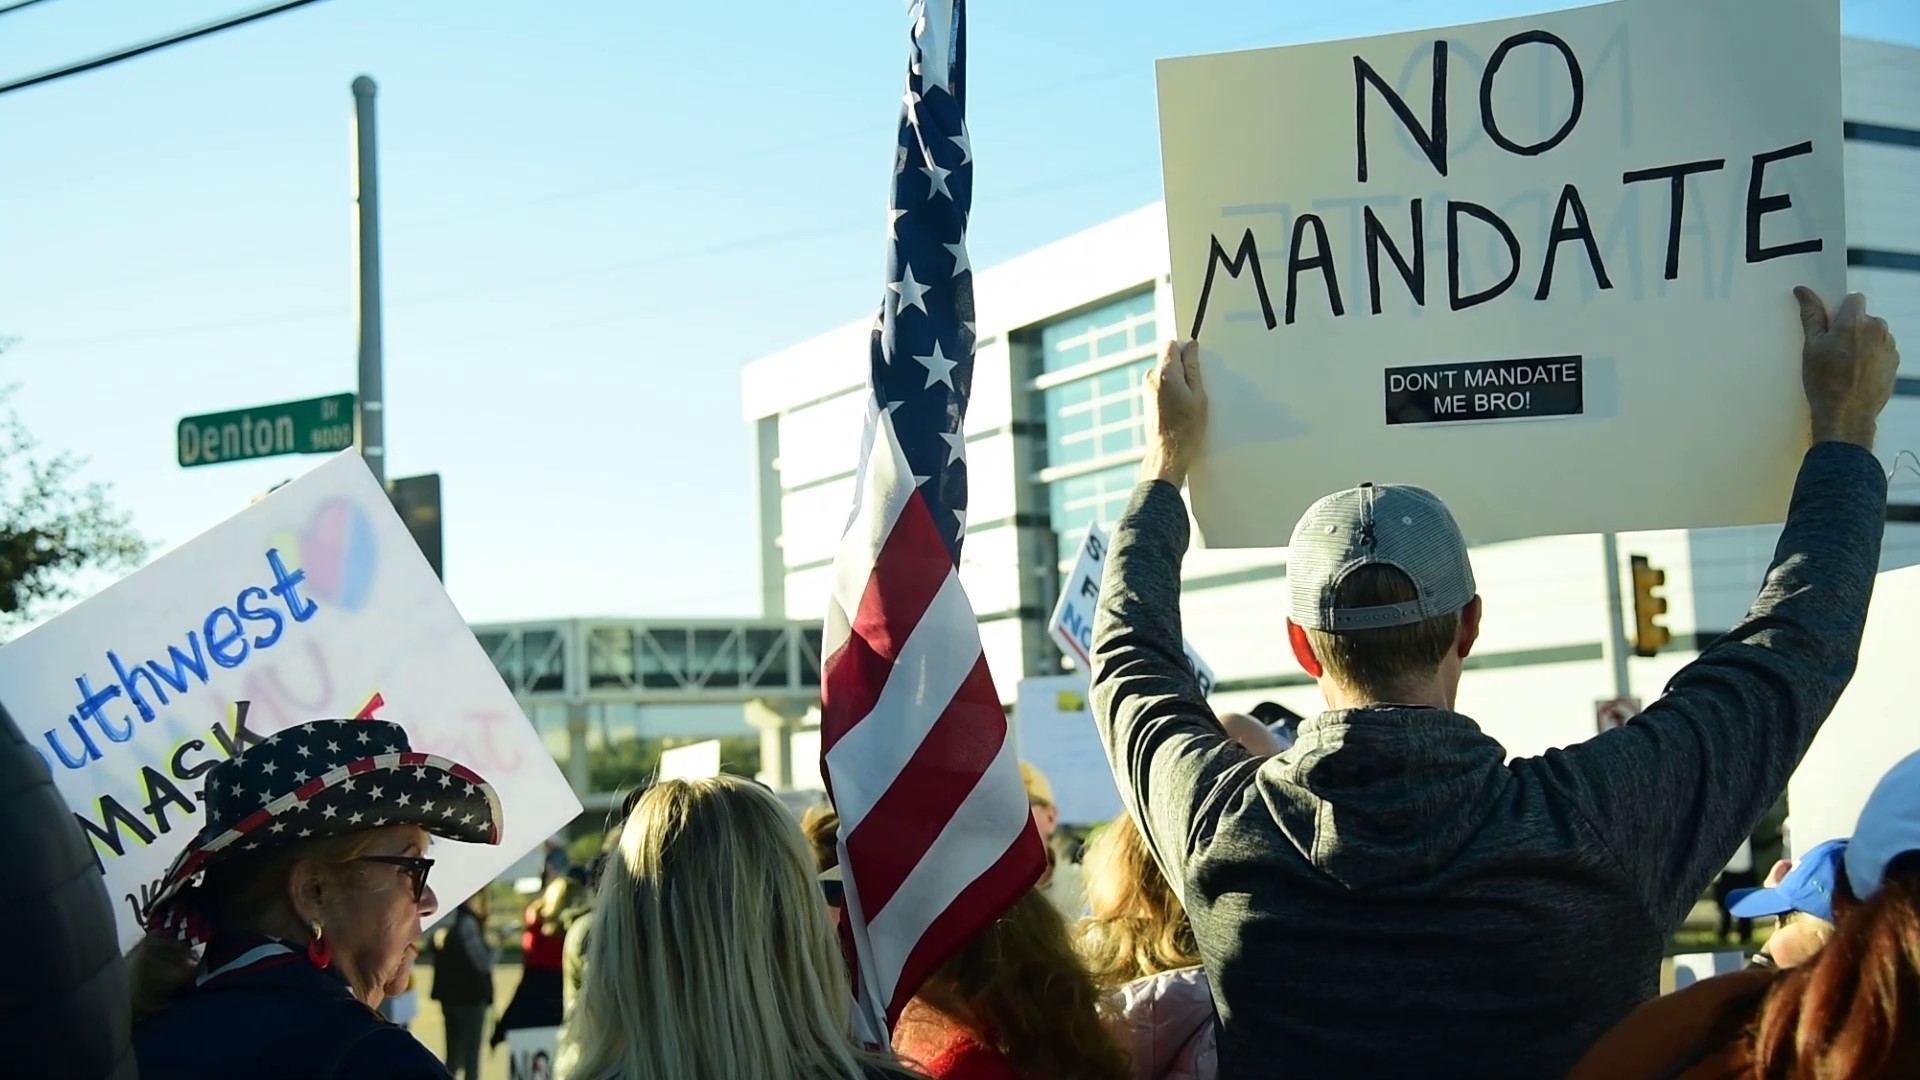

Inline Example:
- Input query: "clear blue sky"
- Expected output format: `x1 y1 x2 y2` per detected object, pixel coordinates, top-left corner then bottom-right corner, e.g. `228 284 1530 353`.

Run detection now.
3 0 1914 625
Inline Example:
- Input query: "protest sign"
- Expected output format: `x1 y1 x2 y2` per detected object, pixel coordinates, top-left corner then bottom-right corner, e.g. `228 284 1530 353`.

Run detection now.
1049 523 1216 694
1156 0 1844 545
1788 564 1920 855
1014 675 1122 826
507 1026 560 1080
658 738 723 781
0 452 581 950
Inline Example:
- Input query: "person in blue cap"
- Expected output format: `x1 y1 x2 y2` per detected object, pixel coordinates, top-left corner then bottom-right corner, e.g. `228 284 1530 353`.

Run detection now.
1725 839 1843 971
1569 746 1920 1079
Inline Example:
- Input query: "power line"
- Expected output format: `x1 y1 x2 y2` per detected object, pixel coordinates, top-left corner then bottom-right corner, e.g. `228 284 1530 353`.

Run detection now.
0 0 333 97
0 0 57 17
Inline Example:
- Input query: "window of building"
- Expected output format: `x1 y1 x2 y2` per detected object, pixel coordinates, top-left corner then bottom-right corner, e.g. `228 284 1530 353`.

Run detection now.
1029 288 1162 564
1050 462 1143 563
1044 357 1153 468
1038 290 1157 374
1037 289 1159 469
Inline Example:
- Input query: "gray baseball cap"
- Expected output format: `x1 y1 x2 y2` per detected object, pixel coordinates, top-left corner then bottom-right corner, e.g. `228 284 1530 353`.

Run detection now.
1287 483 1476 632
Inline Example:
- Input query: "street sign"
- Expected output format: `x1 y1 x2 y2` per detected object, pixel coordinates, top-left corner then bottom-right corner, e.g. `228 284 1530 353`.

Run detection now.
1596 697 1642 734
177 392 355 468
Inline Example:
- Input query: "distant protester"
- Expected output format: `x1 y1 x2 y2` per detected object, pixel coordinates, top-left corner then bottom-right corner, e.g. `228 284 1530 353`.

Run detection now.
432 893 495 1080
562 819 626 1019
558 776 920 1080
1732 847 1841 971
491 872 576 1046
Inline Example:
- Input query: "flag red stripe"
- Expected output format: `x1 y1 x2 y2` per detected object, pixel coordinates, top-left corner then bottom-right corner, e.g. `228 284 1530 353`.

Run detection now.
821 631 892 754
841 654 1008 918
820 491 953 752
883 825 1047 1022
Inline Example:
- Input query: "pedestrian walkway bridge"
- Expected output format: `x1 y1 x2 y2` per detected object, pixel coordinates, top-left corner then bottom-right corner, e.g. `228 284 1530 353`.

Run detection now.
471 618 826 706
470 617 827 798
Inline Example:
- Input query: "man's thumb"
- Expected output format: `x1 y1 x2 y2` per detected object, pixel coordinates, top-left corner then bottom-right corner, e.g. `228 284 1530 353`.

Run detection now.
1794 286 1828 339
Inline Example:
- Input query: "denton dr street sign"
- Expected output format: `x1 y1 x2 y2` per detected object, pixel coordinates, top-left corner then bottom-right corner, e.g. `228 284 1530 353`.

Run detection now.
177 393 356 469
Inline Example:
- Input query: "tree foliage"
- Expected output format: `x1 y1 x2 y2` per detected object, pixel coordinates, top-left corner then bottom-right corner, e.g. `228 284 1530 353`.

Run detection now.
0 378 148 626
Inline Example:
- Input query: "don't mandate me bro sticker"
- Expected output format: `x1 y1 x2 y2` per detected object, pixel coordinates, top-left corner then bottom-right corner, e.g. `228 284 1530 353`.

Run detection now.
1383 355 1585 425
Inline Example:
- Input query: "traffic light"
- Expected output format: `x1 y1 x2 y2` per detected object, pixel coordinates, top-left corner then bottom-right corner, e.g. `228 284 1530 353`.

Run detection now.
1630 555 1670 657
386 473 444 581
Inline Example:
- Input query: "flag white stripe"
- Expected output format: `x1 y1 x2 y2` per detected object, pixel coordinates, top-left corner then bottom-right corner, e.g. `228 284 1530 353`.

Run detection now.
825 407 916 657
824 571 980 837
867 729 1028 1009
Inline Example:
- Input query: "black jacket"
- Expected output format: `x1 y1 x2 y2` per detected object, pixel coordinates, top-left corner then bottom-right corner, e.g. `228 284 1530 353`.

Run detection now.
136 935 450 1080
429 906 494 1006
0 701 138 1080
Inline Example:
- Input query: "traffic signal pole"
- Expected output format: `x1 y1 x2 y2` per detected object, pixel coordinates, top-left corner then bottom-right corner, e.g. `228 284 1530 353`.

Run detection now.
1599 532 1632 701
351 75 386 487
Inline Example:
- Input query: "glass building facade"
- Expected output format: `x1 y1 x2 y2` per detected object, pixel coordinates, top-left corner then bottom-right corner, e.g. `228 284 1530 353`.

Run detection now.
1033 289 1159 563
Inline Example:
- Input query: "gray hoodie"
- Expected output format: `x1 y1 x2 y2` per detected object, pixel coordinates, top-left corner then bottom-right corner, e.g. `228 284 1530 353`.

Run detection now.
1089 443 1887 1080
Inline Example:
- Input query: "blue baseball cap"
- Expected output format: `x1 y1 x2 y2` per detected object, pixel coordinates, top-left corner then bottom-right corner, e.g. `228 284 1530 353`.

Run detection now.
1727 838 1848 922
1845 747 1920 903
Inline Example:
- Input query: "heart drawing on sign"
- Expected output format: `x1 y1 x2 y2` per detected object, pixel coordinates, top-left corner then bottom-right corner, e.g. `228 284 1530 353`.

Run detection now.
270 496 381 613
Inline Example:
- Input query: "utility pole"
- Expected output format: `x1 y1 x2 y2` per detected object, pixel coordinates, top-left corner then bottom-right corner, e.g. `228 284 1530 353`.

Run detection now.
351 75 386 487
1599 532 1632 701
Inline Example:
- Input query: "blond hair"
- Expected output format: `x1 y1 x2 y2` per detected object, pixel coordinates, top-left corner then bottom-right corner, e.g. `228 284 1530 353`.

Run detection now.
557 776 908 1080
1077 813 1199 989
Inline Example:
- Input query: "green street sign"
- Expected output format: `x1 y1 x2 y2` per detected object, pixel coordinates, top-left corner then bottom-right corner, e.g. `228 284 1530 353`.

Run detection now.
177 393 356 469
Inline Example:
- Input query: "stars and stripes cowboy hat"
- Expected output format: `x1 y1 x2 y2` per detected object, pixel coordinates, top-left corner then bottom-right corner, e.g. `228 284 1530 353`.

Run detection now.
140 718 503 945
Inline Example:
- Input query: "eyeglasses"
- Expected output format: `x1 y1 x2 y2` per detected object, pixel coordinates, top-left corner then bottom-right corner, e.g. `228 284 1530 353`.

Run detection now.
359 855 435 903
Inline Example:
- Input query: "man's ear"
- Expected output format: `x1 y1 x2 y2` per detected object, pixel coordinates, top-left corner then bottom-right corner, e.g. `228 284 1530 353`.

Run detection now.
1288 619 1323 678
1457 596 1484 660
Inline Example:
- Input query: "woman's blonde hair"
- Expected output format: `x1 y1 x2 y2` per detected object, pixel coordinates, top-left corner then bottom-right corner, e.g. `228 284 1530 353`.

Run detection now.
1077 812 1199 989
128 829 387 1018
557 776 908 1080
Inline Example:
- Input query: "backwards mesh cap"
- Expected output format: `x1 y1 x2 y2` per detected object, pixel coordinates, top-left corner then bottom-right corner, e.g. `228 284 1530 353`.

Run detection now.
1287 483 1476 631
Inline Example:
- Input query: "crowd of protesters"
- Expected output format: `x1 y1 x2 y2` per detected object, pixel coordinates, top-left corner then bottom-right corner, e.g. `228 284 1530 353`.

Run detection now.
4 285 1916 1080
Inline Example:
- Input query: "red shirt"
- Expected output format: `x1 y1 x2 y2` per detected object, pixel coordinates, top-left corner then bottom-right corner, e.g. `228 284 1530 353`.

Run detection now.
521 906 564 972
894 1005 1022 1080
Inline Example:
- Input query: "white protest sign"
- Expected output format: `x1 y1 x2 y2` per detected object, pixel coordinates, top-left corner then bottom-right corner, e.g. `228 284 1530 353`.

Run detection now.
1049 523 1216 695
507 1026 560 1080
1788 565 1920 855
1157 0 1844 546
0 452 581 950
658 739 723 781
1014 675 1122 826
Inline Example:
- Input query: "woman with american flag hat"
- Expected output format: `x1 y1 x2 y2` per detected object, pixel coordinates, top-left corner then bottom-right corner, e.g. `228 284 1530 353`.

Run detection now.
125 717 503 1080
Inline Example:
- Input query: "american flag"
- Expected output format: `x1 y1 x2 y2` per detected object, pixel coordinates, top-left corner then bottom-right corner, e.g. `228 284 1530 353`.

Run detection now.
820 0 1047 1038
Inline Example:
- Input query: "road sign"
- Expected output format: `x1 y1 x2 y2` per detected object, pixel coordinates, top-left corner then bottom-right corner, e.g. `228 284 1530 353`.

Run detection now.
177 393 355 468
1596 697 1642 734
386 473 443 580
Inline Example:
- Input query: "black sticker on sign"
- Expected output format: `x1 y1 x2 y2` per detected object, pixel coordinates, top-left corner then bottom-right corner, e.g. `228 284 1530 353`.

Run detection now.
1383 355 1584 425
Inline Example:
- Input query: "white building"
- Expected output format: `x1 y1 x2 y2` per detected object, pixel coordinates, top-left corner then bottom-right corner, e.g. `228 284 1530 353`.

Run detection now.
741 37 1920 767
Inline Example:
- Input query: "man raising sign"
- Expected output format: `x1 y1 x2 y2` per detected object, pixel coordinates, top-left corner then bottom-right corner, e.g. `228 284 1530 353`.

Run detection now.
1088 288 1899 1079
